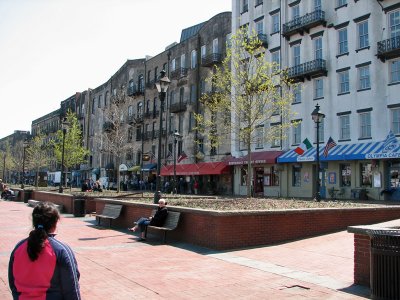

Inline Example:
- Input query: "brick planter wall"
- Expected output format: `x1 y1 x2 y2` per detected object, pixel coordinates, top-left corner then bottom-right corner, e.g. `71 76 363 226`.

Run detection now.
353 234 371 287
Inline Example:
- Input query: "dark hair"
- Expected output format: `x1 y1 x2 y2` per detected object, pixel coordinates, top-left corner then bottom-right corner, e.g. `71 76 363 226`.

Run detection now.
27 202 60 261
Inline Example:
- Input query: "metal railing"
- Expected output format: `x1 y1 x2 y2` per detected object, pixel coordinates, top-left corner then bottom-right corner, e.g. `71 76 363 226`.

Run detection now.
282 10 326 37
287 59 327 80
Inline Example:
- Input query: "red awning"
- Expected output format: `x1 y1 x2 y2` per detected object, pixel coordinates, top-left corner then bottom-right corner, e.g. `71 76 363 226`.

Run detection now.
226 150 284 166
160 161 230 176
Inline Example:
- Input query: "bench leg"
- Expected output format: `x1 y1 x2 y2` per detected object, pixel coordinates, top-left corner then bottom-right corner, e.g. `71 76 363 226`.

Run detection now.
96 217 100 226
163 231 167 243
145 226 148 238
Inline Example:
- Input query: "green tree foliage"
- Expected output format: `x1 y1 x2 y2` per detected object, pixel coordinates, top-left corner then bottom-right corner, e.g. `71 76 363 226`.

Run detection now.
53 111 90 187
27 132 51 188
195 26 298 197
0 142 14 183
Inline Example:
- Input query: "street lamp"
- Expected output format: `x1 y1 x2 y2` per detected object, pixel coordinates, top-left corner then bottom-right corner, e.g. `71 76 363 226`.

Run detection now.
21 140 29 189
311 103 325 202
173 130 182 194
154 70 171 203
59 118 70 193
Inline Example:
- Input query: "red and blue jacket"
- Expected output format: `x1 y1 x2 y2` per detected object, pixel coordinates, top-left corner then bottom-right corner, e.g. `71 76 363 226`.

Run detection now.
8 236 81 300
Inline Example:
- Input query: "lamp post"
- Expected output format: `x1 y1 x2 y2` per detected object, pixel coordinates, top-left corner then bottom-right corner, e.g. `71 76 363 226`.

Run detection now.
311 103 325 202
59 118 70 193
173 130 182 194
21 140 29 189
154 70 171 203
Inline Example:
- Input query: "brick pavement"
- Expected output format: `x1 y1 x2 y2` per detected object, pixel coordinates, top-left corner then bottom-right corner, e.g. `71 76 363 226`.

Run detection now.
0 200 370 299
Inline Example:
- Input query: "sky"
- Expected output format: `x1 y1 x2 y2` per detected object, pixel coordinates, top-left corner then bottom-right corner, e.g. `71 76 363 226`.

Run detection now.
0 0 231 138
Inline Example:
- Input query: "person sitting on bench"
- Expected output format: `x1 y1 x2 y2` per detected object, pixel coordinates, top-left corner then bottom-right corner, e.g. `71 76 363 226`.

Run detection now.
128 198 168 241
1 185 14 200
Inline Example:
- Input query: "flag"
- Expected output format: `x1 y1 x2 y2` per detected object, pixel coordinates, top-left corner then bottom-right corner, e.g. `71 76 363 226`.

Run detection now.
177 151 188 163
323 137 337 157
294 138 312 155
382 130 398 152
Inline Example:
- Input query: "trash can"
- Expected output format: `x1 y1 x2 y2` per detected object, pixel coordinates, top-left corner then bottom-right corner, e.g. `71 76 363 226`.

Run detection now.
367 230 400 300
359 189 368 200
153 191 162 204
23 189 33 203
73 199 86 217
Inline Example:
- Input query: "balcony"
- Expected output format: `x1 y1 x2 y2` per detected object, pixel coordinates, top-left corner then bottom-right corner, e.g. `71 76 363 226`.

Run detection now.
282 10 326 40
257 33 268 48
146 79 156 88
201 53 223 67
287 59 327 82
170 68 188 80
127 85 144 96
170 101 188 113
377 36 400 62
103 121 114 132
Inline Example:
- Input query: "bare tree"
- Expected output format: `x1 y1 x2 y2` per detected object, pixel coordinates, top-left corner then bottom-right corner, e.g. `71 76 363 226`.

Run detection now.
196 27 298 197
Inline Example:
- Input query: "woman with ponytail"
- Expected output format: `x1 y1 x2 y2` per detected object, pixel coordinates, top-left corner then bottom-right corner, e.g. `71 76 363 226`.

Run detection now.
8 202 81 299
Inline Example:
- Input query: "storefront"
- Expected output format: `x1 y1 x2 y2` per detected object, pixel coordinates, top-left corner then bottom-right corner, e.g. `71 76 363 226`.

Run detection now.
277 140 400 200
160 161 231 195
227 151 284 197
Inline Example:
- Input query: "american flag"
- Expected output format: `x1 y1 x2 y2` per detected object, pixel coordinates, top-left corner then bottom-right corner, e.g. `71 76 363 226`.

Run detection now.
177 151 188 163
323 137 337 157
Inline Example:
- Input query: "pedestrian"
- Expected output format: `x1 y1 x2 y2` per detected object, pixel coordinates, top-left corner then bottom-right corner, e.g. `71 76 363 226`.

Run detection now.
128 198 168 241
8 202 81 299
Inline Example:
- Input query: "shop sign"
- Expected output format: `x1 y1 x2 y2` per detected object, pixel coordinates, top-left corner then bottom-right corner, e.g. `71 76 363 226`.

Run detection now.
297 156 314 162
366 152 400 159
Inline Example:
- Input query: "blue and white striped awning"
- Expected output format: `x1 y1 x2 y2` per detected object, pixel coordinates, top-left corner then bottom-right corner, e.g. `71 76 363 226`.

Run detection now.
277 141 400 163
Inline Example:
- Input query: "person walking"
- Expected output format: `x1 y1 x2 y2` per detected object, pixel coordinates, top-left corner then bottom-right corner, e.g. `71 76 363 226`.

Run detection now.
8 202 81 299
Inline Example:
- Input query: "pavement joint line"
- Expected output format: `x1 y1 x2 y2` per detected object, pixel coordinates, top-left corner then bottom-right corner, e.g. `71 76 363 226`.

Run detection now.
207 252 348 291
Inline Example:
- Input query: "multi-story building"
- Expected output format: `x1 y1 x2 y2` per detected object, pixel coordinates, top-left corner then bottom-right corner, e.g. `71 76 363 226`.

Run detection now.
232 0 400 200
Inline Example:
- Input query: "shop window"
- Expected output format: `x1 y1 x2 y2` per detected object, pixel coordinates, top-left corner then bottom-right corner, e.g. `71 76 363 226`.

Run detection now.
292 165 301 187
241 167 248 186
265 166 279 186
360 162 372 187
390 162 400 187
340 164 351 186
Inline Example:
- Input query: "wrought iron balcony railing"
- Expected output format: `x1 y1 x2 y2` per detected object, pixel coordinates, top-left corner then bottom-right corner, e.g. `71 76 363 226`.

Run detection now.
287 59 327 82
201 53 223 67
257 33 268 48
282 10 326 39
377 36 400 62
170 101 188 113
170 68 188 80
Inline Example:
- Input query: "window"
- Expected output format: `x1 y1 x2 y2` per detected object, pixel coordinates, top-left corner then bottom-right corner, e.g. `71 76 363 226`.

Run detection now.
292 165 301 187
136 126 141 141
293 44 300 66
314 37 322 60
270 125 280 147
390 60 400 83
357 21 369 49
255 19 264 35
147 70 151 84
389 10 400 38
340 164 351 187
314 78 324 99
265 166 279 186
256 126 264 148
128 105 133 117
359 112 371 138
360 162 372 187
292 5 300 20
240 167 248 186
314 0 321 10
242 0 248 13
255 0 263 6
293 85 301 103
337 0 347 6
338 70 350 94
171 59 176 71
154 67 158 81
315 118 325 142
181 54 186 69
179 87 184 103
339 115 350 140
127 128 133 142
392 108 400 134
293 122 301 144
105 91 109 107
358 65 370 90
271 13 280 33
98 95 102 108
189 112 195 132
389 162 400 187
91 98 95 114
201 45 206 58
138 75 144 92
271 50 280 70
338 28 348 55
191 50 197 69
190 84 197 103
212 38 219 54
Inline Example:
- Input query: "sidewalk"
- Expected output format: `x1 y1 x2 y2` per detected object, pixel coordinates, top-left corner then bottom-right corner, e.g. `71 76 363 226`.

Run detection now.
0 201 370 299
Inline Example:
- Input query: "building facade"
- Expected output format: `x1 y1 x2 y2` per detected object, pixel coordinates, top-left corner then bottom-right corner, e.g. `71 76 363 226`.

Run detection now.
233 0 400 200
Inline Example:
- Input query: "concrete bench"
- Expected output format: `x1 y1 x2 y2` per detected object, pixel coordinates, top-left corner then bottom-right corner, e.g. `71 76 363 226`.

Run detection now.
95 204 123 227
145 210 181 243
27 199 64 212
